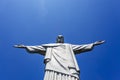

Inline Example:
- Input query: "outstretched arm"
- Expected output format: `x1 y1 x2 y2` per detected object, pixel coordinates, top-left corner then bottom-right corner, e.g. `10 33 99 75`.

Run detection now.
72 40 105 54
14 44 46 55
14 44 26 48
93 40 105 46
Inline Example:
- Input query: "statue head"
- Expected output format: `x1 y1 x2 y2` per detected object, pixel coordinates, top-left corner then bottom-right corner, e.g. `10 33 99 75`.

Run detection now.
56 35 64 43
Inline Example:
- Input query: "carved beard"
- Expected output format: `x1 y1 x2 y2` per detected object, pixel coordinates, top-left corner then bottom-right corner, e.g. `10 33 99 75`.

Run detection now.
56 38 64 43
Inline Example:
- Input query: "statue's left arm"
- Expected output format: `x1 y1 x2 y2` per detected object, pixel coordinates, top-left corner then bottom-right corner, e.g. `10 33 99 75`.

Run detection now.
72 40 105 54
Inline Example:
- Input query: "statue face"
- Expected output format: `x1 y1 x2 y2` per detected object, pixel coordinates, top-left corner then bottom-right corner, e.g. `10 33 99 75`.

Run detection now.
56 35 64 43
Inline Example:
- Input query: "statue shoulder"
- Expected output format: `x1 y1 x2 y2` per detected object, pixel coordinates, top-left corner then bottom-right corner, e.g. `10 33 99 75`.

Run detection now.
42 43 71 46
42 43 59 46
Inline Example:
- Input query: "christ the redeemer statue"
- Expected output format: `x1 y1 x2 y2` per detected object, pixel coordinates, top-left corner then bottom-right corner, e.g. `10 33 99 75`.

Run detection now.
14 35 105 80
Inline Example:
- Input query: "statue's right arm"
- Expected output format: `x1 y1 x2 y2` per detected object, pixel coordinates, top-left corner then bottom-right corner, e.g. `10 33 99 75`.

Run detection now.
14 44 46 55
14 44 26 48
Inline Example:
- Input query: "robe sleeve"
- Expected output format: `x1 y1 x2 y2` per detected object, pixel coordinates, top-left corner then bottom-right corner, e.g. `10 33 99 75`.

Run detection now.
72 43 94 54
25 45 46 55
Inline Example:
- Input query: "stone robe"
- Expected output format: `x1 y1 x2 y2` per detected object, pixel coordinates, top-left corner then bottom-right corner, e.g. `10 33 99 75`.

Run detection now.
25 43 94 80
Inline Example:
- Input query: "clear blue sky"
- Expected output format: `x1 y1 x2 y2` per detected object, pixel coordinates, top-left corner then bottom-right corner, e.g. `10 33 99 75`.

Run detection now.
0 0 120 80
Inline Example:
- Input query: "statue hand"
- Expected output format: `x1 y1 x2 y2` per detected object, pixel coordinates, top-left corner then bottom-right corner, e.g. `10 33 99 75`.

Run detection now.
14 44 26 48
94 40 105 46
